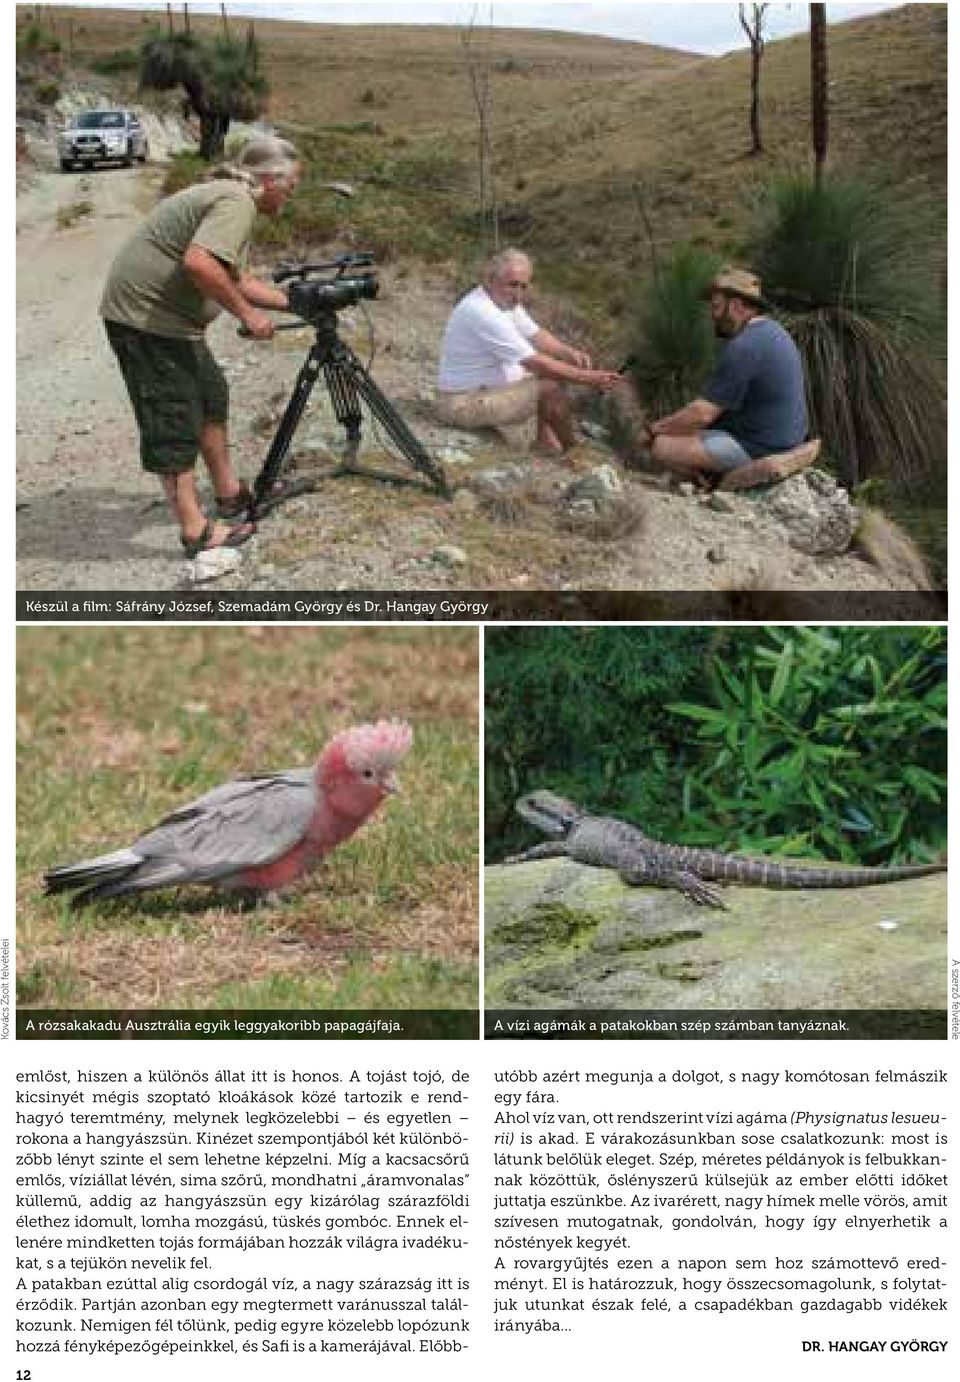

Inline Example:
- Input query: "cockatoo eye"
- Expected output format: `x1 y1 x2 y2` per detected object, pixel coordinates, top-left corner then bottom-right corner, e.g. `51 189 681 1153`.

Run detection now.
362 768 375 780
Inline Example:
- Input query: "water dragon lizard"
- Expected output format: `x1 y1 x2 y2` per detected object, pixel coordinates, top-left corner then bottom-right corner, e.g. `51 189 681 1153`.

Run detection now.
504 790 945 910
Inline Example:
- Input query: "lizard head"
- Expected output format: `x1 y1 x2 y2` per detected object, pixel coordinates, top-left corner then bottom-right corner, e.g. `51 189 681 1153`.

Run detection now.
516 790 583 837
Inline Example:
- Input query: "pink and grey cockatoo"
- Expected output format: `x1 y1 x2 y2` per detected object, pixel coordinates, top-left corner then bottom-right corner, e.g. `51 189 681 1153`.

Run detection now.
44 720 413 908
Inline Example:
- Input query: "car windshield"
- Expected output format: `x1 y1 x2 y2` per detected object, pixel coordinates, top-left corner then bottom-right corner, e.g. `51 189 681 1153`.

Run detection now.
76 112 125 130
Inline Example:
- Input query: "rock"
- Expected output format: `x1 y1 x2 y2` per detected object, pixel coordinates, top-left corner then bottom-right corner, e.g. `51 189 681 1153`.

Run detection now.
751 469 859 556
580 419 611 444
472 464 530 493
432 543 468 567
451 488 479 513
567 498 598 518
706 545 727 564
437 447 475 467
562 464 623 506
185 546 244 584
706 493 736 515
678 482 697 499
485 858 946 1010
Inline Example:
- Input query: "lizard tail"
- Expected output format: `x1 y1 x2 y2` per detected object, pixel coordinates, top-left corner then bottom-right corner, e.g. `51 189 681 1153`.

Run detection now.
651 844 945 889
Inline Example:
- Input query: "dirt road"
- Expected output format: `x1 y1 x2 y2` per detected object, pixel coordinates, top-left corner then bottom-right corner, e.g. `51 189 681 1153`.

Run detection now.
17 159 196 588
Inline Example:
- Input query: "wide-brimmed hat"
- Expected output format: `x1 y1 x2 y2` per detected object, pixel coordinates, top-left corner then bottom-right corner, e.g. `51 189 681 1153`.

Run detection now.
707 265 765 307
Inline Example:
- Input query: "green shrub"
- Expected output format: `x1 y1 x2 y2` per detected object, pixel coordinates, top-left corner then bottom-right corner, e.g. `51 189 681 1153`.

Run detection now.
18 23 61 56
622 244 720 416
33 81 60 106
485 627 716 859
486 627 946 869
667 626 946 865
750 174 946 495
91 49 140 75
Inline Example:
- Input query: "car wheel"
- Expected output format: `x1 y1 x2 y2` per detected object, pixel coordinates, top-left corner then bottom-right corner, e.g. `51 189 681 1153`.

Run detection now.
60 158 73 172
137 143 149 164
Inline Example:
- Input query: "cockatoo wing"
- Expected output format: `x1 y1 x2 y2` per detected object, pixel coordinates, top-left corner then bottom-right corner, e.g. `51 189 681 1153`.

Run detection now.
130 768 317 885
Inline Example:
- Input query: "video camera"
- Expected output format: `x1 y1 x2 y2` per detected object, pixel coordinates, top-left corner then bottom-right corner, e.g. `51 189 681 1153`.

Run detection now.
275 253 379 322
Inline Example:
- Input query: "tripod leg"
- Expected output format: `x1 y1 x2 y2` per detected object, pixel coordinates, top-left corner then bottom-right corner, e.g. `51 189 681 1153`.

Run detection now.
323 362 363 471
251 344 324 516
340 354 450 496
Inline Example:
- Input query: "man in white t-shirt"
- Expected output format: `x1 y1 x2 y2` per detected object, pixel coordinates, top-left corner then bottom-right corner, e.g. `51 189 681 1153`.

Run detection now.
435 248 622 453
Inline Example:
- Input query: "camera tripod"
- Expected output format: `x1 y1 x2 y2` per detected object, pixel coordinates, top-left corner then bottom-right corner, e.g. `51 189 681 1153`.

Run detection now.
248 310 450 520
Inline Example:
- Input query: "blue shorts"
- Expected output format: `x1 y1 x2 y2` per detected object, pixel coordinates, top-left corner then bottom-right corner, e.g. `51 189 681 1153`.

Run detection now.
699 429 752 472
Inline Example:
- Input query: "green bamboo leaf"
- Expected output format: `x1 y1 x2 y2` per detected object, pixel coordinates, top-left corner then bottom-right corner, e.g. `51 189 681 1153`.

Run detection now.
840 806 875 833
667 702 730 725
902 766 944 803
769 643 794 705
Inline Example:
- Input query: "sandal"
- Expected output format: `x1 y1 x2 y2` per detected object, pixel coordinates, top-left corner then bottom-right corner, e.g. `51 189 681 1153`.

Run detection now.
214 483 253 520
216 476 316 520
181 518 256 559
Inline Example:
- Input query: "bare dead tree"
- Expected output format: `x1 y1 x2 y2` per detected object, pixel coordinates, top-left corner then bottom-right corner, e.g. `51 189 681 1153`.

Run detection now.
221 4 230 38
810 3 828 188
166 4 174 38
460 4 499 250
739 3 769 155
183 4 191 36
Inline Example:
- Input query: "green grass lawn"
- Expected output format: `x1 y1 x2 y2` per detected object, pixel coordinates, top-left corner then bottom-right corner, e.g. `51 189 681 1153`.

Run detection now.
17 626 479 1010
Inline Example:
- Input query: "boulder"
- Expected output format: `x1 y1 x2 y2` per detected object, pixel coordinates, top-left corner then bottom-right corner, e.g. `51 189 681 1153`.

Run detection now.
485 857 945 1010
750 468 859 556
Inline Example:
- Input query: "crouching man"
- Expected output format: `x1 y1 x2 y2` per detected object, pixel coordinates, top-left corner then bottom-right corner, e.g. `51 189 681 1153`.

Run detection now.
435 247 622 455
644 266 809 481
99 136 302 556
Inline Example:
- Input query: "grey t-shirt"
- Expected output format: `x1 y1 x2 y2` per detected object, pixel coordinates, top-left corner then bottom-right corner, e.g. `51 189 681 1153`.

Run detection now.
702 317 808 458
100 179 256 339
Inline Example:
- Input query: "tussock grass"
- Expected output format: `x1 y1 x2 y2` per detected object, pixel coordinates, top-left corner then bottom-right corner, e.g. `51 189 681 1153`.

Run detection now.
17 628 479 1010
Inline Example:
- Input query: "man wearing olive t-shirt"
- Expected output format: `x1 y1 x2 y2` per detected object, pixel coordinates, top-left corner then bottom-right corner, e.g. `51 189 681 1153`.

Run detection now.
100 136 301 556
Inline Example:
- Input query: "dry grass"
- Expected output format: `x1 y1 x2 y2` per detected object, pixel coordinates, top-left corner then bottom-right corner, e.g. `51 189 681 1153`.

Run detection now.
17 627 479 1010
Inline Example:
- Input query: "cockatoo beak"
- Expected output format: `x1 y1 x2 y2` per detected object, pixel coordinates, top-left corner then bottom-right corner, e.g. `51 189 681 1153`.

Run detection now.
382 772 400 794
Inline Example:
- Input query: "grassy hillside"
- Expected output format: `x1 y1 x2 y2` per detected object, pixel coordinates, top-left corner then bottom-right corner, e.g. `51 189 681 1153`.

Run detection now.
23 5 945 322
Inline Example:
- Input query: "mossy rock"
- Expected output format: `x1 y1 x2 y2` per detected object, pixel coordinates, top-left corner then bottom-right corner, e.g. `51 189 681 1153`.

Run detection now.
485 859 946 1010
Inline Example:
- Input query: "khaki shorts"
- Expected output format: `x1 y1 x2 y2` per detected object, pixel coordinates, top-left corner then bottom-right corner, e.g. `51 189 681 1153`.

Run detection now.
435 378 540 439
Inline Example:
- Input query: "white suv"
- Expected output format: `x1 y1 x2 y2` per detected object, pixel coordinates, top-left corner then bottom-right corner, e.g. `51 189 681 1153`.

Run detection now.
58 109 149 172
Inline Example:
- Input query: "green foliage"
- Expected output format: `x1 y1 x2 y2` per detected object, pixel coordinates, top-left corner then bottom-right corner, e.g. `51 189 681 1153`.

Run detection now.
389 142 471 195
486 627 946 870
750 174 946 495
485 628 716 858
622 245 720 416
667 626 946 865
90 49 140 76
18 23 61 56
139 28 268 159
33 80 60 106
160 152 209 197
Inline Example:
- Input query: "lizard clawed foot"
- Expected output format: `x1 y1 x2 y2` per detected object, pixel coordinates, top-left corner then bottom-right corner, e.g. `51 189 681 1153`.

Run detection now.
677 874 728 909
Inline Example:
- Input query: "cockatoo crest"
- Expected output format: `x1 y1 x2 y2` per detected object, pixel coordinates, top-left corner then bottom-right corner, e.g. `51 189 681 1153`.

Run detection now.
319 719 414 779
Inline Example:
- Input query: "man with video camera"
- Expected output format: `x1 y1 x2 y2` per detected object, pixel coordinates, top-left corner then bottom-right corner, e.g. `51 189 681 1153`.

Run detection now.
100 136 301 556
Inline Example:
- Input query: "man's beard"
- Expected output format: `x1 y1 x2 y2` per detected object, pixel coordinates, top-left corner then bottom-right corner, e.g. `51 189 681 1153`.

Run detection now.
713 311 738 339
